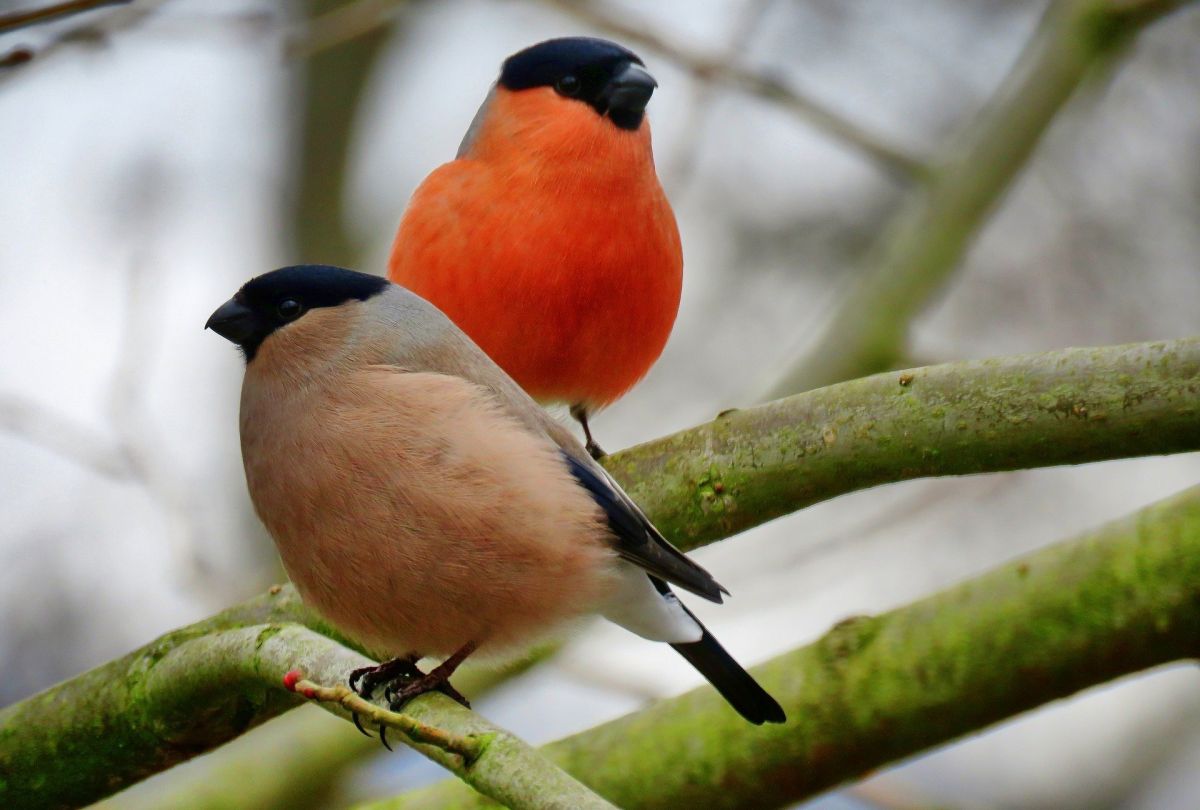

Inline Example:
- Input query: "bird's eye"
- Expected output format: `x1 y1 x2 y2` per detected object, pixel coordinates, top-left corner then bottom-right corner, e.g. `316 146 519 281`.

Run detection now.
277 299 303 321
555 75 581 96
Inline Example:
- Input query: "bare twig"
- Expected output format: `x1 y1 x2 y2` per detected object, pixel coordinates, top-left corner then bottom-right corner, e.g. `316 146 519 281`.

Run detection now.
0 0 164 75
543 0 926 180
663 0 774 189
0 0 130 35
284 0 414 59
0 393 132 477
104 245 214 589
284 671 486 762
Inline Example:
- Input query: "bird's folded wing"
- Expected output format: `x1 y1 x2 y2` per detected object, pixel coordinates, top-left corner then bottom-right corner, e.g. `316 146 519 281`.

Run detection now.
560 452 726 603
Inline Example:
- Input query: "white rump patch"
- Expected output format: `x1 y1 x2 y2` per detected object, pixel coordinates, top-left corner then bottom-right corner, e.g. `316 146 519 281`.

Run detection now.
600 562 703 644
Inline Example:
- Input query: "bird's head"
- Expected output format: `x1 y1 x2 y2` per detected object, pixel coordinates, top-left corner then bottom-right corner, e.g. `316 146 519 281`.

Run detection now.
206 265 389 364
460 37 658 161
499 37 656 131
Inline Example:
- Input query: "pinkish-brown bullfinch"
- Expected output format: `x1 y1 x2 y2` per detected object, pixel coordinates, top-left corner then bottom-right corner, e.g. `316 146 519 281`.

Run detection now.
206 265 783 725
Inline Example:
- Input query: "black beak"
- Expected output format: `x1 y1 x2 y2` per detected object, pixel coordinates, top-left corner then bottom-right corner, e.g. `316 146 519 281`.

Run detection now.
604 61 656 129
205 297 257 345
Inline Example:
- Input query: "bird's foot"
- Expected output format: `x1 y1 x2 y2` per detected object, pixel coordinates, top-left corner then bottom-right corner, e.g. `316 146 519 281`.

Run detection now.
383 640 478 711
348 653 421 698
570 403 607 460
385 672 471 710
348 654 423 743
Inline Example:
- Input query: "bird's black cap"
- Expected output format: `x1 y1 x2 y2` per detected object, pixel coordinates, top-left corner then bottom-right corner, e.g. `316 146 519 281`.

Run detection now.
499 37 656 130
206 265 388 362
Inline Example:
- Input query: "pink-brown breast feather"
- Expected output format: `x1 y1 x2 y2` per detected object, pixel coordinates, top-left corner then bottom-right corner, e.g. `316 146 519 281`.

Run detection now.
241 364 619 657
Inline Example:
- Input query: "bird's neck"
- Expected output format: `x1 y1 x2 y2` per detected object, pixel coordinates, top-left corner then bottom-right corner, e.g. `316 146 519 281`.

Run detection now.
464 93 660 195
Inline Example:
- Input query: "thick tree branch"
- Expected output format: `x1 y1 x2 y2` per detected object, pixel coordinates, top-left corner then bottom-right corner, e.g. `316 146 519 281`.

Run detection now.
766 0 1194 397
374 483 1200 809
608 337 1200 550
0 612 613 810
102 648 552 810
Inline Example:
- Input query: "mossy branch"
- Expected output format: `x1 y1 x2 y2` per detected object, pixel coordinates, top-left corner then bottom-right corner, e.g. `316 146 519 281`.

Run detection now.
766 0 1194 397
2 336 1197 806
609 337 1200 549
373 483 1200 809
0 617 614 810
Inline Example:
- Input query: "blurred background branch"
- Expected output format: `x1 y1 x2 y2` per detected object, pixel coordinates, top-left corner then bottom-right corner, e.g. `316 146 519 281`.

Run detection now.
0 0 163 72
543 0 926 181
764 0 1194 398
660 0 774 188
0 392 133 477
0 0 130 35
286 0 407 269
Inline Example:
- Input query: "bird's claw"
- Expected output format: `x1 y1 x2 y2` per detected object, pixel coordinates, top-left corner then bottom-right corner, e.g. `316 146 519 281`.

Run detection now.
384 675 471 711
348 655 421 698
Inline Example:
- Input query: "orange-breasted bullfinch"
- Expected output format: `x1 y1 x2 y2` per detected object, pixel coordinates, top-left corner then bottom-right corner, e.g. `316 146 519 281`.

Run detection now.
206 265 784 725
388 37 683 459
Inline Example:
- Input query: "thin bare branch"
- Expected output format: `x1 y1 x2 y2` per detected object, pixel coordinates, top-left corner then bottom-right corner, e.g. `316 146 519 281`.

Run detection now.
285 674 485 762
0 0 130 35
284 0 414 59
0 0 164 76
663 0 774 189
543 0 926 180
0 392 131 478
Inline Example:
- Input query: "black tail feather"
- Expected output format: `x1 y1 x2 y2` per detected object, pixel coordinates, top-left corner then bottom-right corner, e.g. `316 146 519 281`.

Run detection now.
671 625 786 725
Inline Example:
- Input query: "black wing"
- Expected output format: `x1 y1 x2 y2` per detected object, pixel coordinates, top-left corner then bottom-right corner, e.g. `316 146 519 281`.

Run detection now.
562 452 727 603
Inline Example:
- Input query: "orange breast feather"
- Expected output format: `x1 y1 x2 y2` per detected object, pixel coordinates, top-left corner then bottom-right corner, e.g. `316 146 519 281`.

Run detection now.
388 88 682 408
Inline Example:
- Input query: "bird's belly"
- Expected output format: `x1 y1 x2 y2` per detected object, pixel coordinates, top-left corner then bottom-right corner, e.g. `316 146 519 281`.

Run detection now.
245 404 620 660
271 511 613 658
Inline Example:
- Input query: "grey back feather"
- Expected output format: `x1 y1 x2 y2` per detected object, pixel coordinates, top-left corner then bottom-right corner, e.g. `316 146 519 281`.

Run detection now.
456 86 496 159
366 286 726 601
